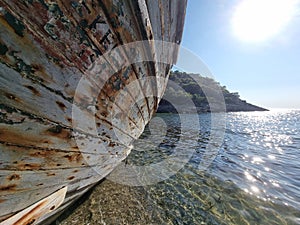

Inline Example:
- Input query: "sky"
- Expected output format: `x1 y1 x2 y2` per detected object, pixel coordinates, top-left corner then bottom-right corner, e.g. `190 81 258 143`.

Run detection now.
178 0 300 109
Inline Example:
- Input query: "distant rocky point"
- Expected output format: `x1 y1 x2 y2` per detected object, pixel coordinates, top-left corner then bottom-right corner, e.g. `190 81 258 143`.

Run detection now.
157 71 268 113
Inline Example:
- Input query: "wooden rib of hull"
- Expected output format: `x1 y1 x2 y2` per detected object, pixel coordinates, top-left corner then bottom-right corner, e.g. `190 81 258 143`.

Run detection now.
0 0 187 224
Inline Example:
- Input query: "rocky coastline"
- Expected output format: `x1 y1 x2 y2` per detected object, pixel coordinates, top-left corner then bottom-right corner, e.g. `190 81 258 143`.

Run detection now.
157 71 268 113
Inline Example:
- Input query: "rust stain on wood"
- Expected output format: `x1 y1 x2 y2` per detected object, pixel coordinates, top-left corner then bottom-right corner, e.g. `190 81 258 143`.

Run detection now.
46 125 72 139
29 151 53 158
63 153 83 163
67 176 75 180
108 142 116 147
24 85 40 96
46 173 56 177
12 202 45 225
17 163 42 170
0 184 17 192
0 128 31 146
1 187 68 224
56 101 66 111
7 174 21 181
4 93 19 102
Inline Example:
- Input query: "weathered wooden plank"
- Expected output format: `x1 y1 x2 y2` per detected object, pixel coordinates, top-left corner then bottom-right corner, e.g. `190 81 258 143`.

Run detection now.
145 0 162 41
0 107 137 160
57 0 119 55
144 1 167 103
36 183 95 225
0 63 140 146
0 63 72 125
93 67 147 133
1 0 100 70
0 143 131 171
0 164 119 216
0 55 143 147
0 2 150 142
56 0 157 125
0 181 93 223
99 0 159 114
0 186 67 225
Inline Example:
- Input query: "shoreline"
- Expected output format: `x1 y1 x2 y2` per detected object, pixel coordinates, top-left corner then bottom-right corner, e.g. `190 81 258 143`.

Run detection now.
52 179 164 225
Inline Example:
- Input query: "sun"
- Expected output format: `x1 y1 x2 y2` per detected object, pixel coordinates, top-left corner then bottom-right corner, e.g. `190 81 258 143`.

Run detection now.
231 0 298 42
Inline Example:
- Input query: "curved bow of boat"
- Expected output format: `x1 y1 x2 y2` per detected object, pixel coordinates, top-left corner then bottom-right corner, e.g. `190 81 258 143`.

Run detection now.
0 0 187 223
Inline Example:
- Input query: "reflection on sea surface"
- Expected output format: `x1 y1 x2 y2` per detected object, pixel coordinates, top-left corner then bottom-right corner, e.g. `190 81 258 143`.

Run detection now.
57 110 300 225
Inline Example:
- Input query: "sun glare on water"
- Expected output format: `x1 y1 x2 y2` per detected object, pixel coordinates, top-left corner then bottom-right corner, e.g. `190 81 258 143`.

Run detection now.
232 0 299 42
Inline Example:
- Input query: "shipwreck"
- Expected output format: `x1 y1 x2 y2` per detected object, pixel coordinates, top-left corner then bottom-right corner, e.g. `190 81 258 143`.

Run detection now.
0 0 187 224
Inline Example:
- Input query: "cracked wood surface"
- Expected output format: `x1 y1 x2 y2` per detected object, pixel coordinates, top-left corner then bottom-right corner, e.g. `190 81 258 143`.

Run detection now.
0 0 187 224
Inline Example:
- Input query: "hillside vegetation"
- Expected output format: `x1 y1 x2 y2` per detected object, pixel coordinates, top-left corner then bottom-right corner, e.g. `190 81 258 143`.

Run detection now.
157 71 268 113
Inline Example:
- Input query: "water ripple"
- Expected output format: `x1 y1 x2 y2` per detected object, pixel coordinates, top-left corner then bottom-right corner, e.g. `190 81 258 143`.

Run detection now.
125 110 300 224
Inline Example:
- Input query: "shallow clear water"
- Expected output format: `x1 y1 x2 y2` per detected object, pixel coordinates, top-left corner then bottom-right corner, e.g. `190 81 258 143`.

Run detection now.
57 110 300 225
124 110 300 225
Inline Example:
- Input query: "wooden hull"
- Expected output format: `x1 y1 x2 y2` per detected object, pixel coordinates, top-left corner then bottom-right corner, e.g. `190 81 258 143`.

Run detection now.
0 0 187 224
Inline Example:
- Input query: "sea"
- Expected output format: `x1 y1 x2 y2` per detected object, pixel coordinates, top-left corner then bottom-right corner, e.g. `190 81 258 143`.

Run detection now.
57 109 300 225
